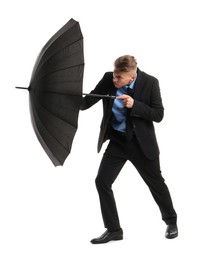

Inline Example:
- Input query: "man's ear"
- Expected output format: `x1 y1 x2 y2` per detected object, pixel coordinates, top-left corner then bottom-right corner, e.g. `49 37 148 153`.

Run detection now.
131 73 137 81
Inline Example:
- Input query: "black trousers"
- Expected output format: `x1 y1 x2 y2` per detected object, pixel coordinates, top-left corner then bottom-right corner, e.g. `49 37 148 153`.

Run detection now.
95 133 177 231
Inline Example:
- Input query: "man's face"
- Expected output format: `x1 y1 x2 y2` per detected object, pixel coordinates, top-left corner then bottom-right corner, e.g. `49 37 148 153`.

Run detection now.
113 69 137 88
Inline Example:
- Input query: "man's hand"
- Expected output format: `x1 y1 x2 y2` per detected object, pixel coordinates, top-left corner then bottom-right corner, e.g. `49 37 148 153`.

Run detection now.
117 95 134 108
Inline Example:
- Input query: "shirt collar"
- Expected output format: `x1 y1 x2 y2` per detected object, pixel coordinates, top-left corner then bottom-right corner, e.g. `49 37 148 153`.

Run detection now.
125 76 137 90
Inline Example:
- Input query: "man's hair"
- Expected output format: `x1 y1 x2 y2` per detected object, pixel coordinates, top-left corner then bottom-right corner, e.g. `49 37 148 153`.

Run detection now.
114 55 137 72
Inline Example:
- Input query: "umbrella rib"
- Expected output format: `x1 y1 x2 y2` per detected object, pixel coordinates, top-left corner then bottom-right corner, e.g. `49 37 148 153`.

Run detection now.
42 38 83 68
50 37 84 59
48 29 83 53
32 95 76 154
31 62 84 85
32 37 84 81
41 101 78 129
32 19 83 78
44 24 83 58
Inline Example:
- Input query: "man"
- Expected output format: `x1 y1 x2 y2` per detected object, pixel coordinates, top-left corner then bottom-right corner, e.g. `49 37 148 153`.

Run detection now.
81 55 178 244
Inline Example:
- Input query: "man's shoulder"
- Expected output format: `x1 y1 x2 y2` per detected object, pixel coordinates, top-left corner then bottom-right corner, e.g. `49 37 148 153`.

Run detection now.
99 72 114 85
138 68 158 82
104 71 113 78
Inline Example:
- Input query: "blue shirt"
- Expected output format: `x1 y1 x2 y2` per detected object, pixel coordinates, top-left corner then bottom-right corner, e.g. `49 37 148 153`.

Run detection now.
112 79 136 132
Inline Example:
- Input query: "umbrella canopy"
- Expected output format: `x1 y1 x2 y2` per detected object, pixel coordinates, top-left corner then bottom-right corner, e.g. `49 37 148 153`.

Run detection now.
18 19 84 166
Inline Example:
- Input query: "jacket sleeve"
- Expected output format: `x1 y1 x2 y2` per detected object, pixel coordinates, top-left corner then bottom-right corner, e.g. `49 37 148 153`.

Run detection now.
80 72 112 110
130 78 164 122
80 93 101 111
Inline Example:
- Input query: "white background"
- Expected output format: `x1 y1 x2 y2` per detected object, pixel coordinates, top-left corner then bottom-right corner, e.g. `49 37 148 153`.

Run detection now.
1 0 199 259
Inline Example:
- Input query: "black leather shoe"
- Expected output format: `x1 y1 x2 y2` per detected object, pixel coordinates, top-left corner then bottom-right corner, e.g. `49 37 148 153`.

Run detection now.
165 224 178 239
90 229 123 244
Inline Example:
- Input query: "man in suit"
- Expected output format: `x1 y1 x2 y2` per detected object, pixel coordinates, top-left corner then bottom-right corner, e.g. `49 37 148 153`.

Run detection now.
81 55 178 244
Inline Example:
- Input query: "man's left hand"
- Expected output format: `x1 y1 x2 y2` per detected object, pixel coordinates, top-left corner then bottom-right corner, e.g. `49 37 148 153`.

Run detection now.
117 95 134 108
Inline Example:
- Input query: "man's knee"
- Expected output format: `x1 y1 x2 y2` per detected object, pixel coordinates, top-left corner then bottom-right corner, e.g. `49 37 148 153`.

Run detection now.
95 175 111 191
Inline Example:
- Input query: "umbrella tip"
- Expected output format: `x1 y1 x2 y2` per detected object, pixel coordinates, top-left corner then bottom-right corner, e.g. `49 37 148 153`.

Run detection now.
15 86 29 91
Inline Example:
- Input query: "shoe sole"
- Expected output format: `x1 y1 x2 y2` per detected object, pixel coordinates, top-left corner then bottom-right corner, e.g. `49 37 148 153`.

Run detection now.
165 233 178 239
91 235 123 244
112 235 123 241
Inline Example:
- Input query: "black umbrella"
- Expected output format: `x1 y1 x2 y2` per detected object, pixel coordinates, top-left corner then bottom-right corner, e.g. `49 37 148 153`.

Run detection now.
16 18 115 166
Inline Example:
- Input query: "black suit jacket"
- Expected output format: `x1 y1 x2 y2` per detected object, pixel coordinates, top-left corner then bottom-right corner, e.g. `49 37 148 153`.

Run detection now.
81 68 164 160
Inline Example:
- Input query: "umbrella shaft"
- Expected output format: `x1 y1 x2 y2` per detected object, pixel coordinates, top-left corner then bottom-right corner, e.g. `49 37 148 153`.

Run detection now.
83 93 116 99
15 88 115 99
